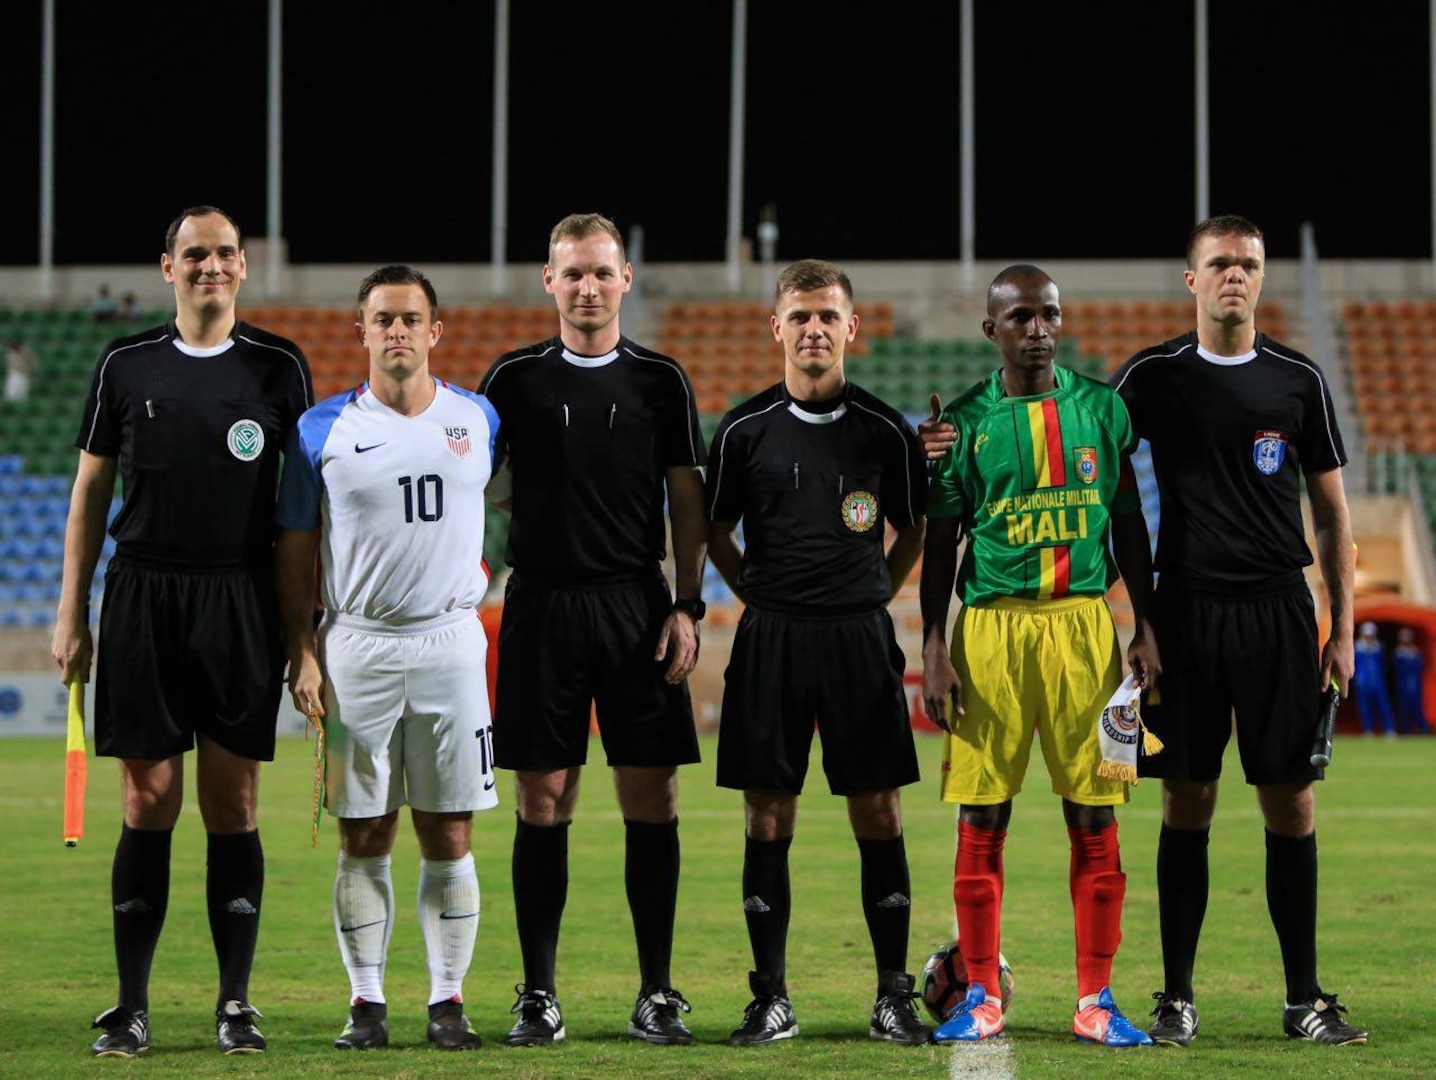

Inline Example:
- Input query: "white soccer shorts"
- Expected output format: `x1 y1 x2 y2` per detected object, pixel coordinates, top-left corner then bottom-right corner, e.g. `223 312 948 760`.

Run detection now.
319 610 498 818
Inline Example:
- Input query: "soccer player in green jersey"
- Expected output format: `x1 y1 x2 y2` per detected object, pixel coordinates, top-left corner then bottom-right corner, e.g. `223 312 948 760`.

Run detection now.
919 265 1158 1046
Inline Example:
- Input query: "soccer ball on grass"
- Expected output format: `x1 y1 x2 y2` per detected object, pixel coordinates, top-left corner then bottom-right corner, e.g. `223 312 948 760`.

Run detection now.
920 939 1014 1022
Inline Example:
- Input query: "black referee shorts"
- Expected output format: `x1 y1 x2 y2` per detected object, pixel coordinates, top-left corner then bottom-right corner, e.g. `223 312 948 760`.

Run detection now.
716 605 920 796
1138 579 1323 786
95 557 284 761
492 571 700 771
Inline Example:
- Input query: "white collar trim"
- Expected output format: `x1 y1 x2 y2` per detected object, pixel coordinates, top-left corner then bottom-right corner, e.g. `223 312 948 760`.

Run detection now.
173 337 235 358
1196 342 1256 366
562 347 618 368
787 401 846 424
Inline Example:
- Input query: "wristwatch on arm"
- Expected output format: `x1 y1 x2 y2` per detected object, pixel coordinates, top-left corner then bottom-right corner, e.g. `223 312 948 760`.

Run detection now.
672 597 706 622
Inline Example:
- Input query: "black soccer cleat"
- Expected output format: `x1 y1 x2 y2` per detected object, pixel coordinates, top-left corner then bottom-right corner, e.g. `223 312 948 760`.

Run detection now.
1283 991 1368 1045
727 971 799 1047
427 997 483 1050
90 1006 150 1058
870 972 930 1045
1149 992 1199 1047
505 984 566 1046
215 1000 267 1054
627 986 694 1045
334 999 389 1050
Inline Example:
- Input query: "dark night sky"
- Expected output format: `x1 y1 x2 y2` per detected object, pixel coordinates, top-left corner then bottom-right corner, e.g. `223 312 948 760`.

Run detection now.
2 1 1430 267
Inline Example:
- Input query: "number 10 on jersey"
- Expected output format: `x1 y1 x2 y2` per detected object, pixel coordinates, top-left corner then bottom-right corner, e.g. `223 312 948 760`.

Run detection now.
398 474 444 522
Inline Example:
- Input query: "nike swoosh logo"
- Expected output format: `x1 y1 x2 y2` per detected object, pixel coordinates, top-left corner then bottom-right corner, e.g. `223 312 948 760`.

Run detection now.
438 911 478 921
484 778 496 791
338 919 385 932
355 442 385 453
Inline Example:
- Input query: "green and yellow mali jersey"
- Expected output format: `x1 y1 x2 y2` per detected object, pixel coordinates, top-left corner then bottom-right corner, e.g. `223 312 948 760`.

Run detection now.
928 365 1141 604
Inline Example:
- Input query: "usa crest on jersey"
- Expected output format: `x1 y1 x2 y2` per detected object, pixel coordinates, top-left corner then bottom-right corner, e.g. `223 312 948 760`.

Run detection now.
1252 429 1287 475
446 426 472 458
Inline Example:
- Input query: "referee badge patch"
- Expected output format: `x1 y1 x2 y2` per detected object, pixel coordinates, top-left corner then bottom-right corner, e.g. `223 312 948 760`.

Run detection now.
226 419 264 462
1252 429 1288 475
841 490 879 533
1074 446 1098 485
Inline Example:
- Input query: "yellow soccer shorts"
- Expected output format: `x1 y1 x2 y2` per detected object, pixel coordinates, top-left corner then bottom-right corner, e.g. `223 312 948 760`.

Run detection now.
940 594 1128 806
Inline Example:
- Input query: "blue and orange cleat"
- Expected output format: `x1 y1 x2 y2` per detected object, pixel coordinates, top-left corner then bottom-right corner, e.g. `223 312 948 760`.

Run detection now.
1073 987 1153 1047
932 983 1005 1043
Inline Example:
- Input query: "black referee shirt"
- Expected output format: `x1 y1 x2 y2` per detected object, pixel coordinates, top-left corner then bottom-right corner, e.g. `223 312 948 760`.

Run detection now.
705 381 925 614
76 320 313 569
478 336 706 581
1111 331 1346 590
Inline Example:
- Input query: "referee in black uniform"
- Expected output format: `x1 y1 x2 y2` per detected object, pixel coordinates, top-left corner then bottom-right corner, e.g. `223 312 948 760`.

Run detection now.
478 213 707 1047
706 259 930 1047
1111 215 1366 1047
51 206 313 1058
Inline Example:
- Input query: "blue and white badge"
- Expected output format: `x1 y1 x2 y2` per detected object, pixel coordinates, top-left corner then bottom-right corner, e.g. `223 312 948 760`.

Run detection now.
1252 429 1288 475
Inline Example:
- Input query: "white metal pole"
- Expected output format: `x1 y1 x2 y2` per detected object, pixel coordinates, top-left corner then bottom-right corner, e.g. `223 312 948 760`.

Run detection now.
725 0 748 295
492 0 510 296
1195 0 1210 223
39 0 55 301
266 0 282 299
959 0 974 293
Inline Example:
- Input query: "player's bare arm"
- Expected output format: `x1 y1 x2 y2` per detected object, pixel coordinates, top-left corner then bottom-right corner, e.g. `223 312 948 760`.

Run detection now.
274 528 325 716
1307 466 1356 696
655 465 707 684
918 393 957 461
885 520 925 601
919 513 963 732
1109 502 1161 688
50 451 117 684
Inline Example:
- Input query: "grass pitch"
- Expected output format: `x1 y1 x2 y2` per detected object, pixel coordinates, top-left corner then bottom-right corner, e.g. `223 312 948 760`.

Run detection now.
1 730 1431 1078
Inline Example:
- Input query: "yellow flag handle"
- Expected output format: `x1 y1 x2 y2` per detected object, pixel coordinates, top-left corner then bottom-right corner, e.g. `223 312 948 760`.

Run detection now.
63 681 87 847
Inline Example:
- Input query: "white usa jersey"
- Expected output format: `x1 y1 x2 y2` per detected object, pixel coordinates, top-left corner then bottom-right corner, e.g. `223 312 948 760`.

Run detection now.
276 378 499 622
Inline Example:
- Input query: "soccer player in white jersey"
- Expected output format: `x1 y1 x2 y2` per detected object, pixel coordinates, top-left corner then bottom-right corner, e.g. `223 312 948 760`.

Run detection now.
275 265 499 1052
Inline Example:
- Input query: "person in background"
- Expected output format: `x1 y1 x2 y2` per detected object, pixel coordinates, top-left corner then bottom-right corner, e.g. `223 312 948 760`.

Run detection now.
4 336 37 403
1353 621 1397 737
91 283 118 323
1392 626 1430 734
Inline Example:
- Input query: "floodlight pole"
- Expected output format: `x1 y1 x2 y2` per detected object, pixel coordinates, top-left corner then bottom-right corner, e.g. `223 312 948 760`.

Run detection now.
265 0 282 299
725 0 748 296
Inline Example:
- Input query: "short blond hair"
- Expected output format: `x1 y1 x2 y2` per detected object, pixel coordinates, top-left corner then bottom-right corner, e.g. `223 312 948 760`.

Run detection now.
548 213 626 264
775 259 852 307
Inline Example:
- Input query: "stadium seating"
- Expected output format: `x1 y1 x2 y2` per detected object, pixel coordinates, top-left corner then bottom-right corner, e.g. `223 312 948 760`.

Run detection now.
0 304 170 627
1060 297 1288 372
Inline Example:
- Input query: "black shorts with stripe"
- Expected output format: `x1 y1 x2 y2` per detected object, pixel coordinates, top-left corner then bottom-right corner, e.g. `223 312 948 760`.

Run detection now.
492 570 700 770
1138 577 1323 785
716 605 919 796
95 557 284 761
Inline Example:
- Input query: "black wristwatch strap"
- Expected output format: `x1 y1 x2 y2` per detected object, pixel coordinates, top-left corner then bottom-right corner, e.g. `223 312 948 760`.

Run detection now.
672 597 706 622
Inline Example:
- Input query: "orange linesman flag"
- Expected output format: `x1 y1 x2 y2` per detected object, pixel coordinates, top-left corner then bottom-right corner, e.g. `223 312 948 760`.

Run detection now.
63 680 87 847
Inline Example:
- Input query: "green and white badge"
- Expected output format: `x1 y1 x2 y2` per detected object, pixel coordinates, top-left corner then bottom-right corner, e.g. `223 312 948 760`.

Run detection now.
227 419 265 461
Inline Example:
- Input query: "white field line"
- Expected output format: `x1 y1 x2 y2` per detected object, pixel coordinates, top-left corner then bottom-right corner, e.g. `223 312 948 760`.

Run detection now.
946 1038 1016 1080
